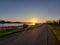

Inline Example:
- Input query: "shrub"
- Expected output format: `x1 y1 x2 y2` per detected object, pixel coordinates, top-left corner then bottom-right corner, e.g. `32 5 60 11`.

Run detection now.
23 24 28 28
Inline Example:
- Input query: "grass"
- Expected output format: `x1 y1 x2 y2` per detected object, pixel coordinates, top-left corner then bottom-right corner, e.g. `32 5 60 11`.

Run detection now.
0 28 25 38
48 25 60 42
0 25 35 39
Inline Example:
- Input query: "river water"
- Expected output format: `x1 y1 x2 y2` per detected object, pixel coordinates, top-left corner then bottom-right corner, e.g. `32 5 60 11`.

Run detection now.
0 23 23 27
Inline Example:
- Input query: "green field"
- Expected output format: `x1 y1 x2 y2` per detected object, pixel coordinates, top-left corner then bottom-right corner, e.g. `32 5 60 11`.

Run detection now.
49 25 60 42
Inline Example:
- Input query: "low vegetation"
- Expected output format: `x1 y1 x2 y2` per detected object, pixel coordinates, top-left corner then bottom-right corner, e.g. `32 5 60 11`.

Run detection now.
0 24 35 39
46 20 60 42
49 25 60 42
0 28 24 38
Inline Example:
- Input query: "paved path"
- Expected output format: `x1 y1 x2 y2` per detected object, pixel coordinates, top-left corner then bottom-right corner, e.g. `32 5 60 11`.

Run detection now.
0 24 58 45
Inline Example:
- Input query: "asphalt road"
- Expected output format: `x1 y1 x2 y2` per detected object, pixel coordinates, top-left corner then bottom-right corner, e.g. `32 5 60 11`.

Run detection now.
0 24 58 45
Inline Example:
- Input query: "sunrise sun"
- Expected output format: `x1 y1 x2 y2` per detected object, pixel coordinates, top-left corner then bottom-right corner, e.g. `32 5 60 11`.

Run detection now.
31 19 37 25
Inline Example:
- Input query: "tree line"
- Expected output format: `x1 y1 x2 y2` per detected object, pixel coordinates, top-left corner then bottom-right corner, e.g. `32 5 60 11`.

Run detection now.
46 20 60 25
0 20 21 23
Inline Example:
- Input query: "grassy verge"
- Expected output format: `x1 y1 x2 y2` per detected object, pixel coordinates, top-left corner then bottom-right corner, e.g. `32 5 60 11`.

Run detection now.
48 25 60 42
0 28 25 38
0 25 35 39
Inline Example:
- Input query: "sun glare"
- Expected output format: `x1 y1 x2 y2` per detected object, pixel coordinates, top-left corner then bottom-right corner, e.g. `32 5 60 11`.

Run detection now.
31 19 37 25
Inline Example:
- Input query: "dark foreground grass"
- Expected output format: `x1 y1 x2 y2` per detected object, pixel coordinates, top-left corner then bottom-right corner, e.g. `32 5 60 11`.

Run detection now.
0 25 35 39
48 25 60 42
0 28 31 41
0 28 25 38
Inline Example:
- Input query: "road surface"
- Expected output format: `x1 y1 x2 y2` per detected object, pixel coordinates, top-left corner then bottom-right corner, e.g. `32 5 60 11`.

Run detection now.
0 24 59 45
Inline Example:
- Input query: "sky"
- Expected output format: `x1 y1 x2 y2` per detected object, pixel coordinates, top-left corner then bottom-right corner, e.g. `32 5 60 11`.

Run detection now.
0 0 60 23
